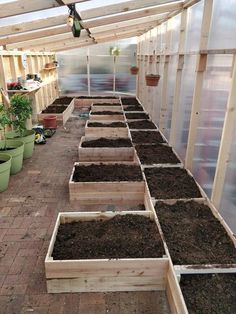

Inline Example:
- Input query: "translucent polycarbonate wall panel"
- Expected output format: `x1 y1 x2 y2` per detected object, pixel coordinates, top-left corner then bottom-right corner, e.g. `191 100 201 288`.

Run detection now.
185 0 204 52
174 55 197 160
163 55 178 140
90 55 113 93
57 50 88 94
208 0 236 49
169 14 181 53
220 124 236 233
116 55 136 94
192 55 232 197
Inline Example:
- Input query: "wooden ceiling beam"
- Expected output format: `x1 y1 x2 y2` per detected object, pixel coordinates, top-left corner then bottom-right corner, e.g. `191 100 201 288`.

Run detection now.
80 0 178 20
0 25 69 46
0 14 67 37
81 1 183 29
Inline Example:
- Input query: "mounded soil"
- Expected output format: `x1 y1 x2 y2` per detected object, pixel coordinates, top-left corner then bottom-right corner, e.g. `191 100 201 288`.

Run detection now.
126 112 149 120
122 98 140 106
155 200 236 264
131 131 166 144
180 274 236 314
91 111 123 115
81 138 132 148
72 164 143 182
42 105 67 114
88 122 126 128
52 214 165 260
52 97 73 105
128 120 157 130
93 103 121 106
135 144 180 164
123 105 144 112
144 167 202 199
77 96 118 99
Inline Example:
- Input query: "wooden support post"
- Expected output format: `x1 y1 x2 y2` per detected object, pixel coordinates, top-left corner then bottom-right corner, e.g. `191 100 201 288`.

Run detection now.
169 9 187 146
159 54 170 132
185 0 213 170
211 55 236 208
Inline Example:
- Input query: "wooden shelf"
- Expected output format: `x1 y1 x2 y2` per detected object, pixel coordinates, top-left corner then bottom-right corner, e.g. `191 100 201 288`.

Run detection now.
7 86 41 94
42 67 57 71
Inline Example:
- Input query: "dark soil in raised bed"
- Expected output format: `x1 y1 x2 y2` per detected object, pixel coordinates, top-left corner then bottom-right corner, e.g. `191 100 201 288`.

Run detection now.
128 120 157 130
77 96 118 99
131 131 166 144
125 112 149 120
42 105 67 114
52 214 165 260
81 138 132 148
135 144 181 164
144 167 201 199
180 274 236 314
122 98 140 106
52 97 73 105
123 105 144 112
88 122 126 128
91 111 123 115
72 164 143 182
93 103 121 106
155 200 236 264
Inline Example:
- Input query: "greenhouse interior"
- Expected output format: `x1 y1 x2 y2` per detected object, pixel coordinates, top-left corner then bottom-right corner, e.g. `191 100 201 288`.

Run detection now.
0 0 236 313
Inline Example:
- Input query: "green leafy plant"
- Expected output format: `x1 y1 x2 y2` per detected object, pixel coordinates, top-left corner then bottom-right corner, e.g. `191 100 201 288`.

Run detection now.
0 104 11 149
9 95 32 136
109 46 120 56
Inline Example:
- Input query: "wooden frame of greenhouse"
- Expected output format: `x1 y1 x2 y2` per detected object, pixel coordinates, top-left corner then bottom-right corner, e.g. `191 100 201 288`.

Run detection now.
0 1 236 313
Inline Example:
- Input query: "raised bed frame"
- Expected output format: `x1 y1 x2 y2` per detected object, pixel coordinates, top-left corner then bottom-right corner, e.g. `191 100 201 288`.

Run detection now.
38 98 74 126
45 211 169 293
69 162 145 204
85 120 129 138
89 111 125 121
91 105 122 112
74 97 121 108
78 136 135 162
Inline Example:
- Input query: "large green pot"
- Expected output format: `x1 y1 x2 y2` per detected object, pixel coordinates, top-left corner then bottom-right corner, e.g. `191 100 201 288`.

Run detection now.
0 154 12 192
0 140 24 175
6 130 35 159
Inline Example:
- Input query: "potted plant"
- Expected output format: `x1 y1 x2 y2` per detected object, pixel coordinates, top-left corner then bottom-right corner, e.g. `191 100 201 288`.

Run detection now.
6 94 35 159
130 66 139 75
0 104 24 176
145 74 161 86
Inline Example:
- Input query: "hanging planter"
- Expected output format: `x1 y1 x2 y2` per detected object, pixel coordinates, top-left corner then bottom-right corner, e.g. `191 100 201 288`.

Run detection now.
145 74 161 87
130 66 139 75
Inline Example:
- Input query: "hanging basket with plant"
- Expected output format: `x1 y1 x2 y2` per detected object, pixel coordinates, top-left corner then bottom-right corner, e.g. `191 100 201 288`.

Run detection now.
145 74 161 87
130 66 139 75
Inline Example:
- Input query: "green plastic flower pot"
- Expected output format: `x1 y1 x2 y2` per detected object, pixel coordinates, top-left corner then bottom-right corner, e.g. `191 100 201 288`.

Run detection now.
6 130 35 159
0 153 12 192
0 140 24 175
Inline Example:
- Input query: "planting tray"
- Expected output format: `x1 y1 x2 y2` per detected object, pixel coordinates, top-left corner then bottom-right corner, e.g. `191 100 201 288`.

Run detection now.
38 98 74 125
78 136 135 162
89 111 125 121
45 211 169 293
69 162 145 204
85 120 129 138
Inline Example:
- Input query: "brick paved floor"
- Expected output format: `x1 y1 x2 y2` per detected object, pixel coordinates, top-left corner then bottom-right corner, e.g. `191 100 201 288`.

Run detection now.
0 110 170 314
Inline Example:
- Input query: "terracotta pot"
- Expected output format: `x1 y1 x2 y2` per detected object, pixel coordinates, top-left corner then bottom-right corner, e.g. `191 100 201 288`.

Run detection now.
145 74 160 86
43 115 57 129
130 67 139 75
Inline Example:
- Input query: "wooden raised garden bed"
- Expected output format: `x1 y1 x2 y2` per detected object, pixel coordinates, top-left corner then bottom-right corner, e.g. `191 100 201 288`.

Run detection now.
52 97 74 105
131 131 167 144
89 111 125 121
144 167 202 200
74 97 120 107
128 120 157 130
135 144 181 166
45 211 169 293
123 105 144 111
91 105 122 112
154 199 236 267
69 162 145 204
85 121 129 138
78 136 135 162
121 97 142 106
38 97 74 125
125 112 149 120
